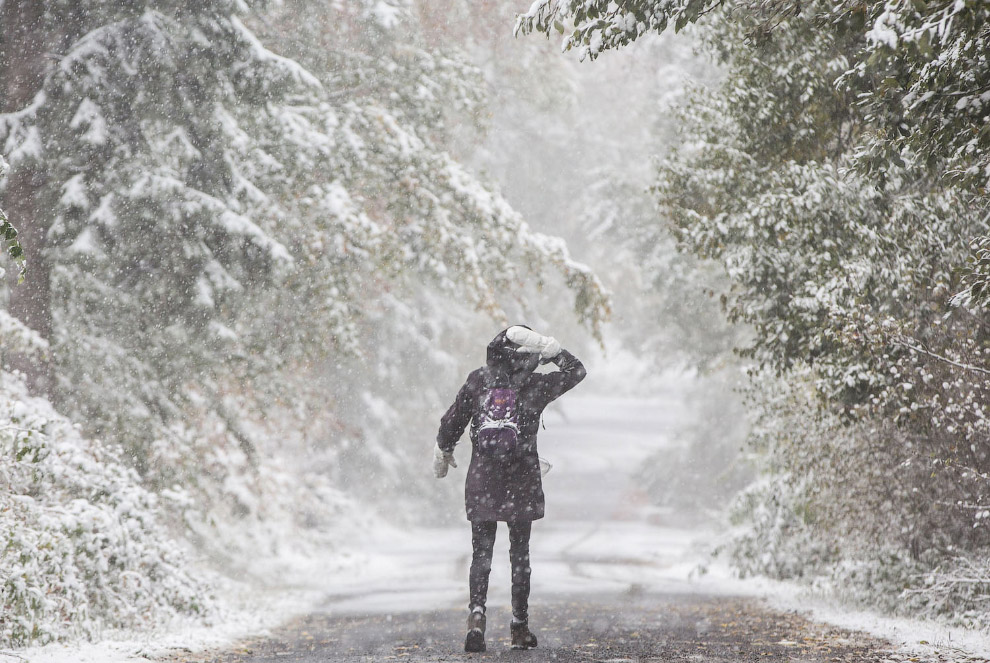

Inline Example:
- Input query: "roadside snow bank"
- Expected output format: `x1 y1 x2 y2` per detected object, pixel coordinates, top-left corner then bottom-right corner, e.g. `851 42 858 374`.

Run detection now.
698 559 990 661
0 371 210 646
14 515 396 663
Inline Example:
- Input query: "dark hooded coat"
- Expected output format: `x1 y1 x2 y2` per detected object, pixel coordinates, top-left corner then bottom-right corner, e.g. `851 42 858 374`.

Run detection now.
436 329 587 522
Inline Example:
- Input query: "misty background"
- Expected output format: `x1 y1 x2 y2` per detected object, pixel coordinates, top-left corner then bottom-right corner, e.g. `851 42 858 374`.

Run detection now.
2 0 989 651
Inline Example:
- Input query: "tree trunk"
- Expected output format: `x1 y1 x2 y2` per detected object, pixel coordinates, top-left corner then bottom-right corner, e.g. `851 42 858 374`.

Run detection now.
1 1 54 397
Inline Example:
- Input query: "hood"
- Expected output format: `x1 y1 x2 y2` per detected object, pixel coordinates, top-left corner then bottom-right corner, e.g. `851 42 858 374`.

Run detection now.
486 326 539 377
486 327 517 366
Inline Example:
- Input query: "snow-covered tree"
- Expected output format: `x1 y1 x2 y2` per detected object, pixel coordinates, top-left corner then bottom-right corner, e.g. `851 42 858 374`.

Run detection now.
0 155 24 282
1 157 208 646
0 0 607 473
0 0 611 642
0 366 210 646
520 0 990 623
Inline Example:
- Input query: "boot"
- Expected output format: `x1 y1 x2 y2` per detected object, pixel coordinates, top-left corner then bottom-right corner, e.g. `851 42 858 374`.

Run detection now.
464 607 486 653
510 621 538 650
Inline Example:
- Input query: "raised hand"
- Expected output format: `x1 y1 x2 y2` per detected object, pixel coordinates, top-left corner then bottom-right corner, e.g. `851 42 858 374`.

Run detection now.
505 326 561 360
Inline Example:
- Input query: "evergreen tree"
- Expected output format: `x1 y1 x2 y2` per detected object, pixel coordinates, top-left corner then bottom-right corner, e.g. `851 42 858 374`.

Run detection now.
0 1 611 641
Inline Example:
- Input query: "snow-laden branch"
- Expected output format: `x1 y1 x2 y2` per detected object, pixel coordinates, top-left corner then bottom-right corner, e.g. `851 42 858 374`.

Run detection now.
893 334 990 377
0 423 42 436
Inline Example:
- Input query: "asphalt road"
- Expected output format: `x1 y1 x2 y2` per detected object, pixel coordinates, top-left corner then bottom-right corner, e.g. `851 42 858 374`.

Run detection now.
166 591 914 663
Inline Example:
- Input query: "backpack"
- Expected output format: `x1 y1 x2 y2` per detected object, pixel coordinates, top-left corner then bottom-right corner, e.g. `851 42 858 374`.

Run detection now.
477 381 521 458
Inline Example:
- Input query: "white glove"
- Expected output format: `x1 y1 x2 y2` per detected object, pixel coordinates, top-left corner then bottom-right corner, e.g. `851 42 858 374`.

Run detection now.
506 326 561 360
433 443 457 478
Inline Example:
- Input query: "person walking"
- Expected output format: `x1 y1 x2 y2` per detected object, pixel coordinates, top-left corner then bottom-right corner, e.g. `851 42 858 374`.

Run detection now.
433 326 587 652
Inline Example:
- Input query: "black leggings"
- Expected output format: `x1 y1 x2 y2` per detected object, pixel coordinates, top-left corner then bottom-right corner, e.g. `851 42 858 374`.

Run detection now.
469 520 532 623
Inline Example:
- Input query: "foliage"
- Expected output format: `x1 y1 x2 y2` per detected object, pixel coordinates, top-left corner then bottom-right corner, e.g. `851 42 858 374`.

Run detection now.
662 4 990 619
725 369 990 626
515 0 721 60
519 0 990 279
846 0 990 192
0 155 25 282
0 370 209 646
519 0 990 622
953 232 990 309
0 0 608 484
0 0 611 645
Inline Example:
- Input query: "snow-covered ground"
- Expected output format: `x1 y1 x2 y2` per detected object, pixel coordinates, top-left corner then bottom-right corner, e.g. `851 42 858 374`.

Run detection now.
17 382 990 662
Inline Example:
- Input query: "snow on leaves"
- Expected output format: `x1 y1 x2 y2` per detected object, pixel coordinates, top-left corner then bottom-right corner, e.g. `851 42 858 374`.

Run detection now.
953 230 990 309
515 0 720 60
0 155 25 282
0 0 607 454
0 0 610 646
536 0 990 623
0 372 209 646
852 0 990 191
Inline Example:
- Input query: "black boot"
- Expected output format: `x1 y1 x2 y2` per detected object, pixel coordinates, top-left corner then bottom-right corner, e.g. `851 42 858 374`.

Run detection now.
464 608 486 653
510 621 538 650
